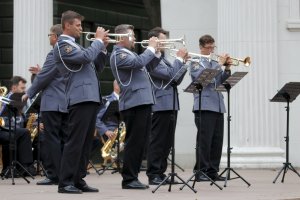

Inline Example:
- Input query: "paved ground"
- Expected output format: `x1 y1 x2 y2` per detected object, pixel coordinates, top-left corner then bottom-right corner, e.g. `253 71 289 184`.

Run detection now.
1 168 300 200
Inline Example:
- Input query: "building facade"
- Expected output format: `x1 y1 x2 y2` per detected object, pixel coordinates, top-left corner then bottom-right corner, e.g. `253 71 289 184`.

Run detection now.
1 0 299 168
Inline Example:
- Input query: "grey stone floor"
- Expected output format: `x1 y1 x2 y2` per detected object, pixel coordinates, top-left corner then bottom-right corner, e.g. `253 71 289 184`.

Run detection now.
1 168 300 200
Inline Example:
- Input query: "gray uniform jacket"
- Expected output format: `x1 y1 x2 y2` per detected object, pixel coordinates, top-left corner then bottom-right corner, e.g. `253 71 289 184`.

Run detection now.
109 45 161 111
190 58 230 113
95 92 119 136
27 50 68 113
149 57 186 112
53 35 106 106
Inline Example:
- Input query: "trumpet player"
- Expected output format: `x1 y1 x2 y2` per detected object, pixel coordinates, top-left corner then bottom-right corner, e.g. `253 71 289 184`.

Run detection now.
190 34 231 182
53 10 109 194
110 24 161 189
146 27 189 185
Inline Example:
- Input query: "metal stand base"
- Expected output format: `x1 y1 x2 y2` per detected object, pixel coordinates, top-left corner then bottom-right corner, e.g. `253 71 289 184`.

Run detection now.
216 167 251 187
181 170 223 190
153 172 197 193
273 162 300 183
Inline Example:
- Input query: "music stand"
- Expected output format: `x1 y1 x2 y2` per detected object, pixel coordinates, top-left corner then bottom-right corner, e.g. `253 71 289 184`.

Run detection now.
24 93 47 176
0 93 34 184
180 68 223 191
270 82 300 183
214 72 251 187
152 65 196 193
95 100 122 175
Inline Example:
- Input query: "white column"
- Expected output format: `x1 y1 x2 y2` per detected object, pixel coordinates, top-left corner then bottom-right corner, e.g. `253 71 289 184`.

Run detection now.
13 0 53 84
217 0 284 168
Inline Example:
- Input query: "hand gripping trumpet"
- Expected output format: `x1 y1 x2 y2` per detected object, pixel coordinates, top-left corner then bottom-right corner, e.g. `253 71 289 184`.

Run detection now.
170 49 251 67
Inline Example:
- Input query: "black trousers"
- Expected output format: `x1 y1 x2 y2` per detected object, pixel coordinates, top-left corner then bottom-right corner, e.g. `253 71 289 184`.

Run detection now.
121 105 152 184
41 111 68 181
194 111 224 176
0 128 33 169
59 102 99 187
146 110 177 179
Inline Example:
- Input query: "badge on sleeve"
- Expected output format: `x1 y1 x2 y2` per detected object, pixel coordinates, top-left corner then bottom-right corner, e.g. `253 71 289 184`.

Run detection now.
191 62 200 70
64 45 73 54
119 53 127 60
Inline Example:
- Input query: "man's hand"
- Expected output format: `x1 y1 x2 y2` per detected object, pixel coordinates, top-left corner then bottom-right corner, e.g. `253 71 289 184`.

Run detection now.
22 94 29 102
148 36 159 49
95 27 109 41
29 64 41 75
105 130 116 140
176 48 190 62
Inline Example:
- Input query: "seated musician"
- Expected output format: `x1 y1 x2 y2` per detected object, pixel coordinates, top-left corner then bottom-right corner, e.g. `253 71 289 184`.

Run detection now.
95 80 120 147
0 76 35 177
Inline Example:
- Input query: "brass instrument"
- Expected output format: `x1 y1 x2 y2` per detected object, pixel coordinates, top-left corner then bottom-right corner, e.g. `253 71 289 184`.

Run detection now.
0 86 8 127
101 122 126 166
26 113 38 142
135 35 186 49
82 32 132 43
170 49 251 67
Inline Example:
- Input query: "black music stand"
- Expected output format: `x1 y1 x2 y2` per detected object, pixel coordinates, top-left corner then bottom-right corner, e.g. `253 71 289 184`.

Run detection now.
214 72 251 187
270 82 300 183
180 68 223 191
152 69 196 193
24 93 47 176
0 94 34 184
95 100 122 175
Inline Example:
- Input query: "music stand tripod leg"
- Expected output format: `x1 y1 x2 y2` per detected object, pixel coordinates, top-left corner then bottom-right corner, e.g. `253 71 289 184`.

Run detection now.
5 107 33 184
288 163 300 176
152 86 196 193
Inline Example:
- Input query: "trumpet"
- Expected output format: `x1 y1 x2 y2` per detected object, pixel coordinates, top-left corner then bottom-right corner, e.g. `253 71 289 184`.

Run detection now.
81 32 132 43
135 35 186 49
170 49 251 67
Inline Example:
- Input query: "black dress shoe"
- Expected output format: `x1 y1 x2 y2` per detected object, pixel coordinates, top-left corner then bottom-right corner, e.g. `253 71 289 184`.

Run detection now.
149 177 165 185
213 176 226 181
37 178 58 185
195 174 210 182
58 185 82 194
122 180 149 189
76 184 99 192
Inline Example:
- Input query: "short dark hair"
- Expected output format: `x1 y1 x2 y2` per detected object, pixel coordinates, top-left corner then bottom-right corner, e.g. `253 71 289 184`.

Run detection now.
61 10 84 29
148 27 168 38
115 24 134 34
50 24 63 36
199 34 215 47
10 76 26 88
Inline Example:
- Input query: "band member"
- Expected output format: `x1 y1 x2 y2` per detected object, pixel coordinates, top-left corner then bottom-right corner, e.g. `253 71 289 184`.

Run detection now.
53 10 109 194
0 76 35 177
146 27 188 185
190 34 231 181
22 24 68 185
110 24 160 189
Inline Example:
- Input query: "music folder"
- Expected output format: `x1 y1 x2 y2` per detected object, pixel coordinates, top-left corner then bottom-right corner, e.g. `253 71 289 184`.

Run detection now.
184 68 219 94
270 82 300 103
24 92 41 114
215 72 248 92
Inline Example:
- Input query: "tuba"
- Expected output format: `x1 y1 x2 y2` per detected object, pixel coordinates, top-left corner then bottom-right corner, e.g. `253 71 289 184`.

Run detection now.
0 86 8 127
101 122 126 165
